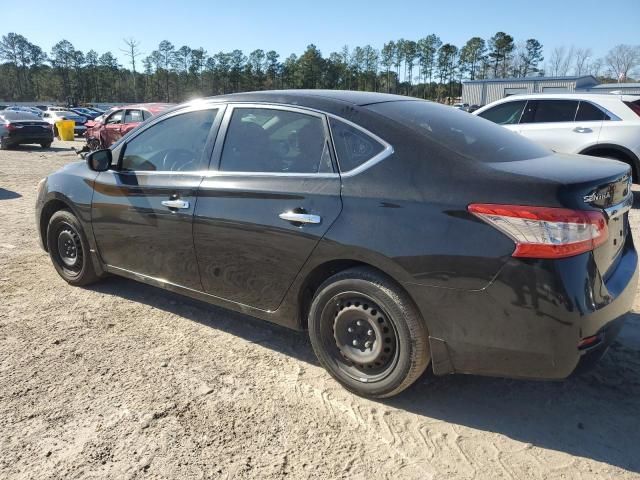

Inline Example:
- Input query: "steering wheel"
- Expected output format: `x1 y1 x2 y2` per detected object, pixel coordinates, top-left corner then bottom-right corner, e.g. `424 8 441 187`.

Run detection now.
160 149 195 171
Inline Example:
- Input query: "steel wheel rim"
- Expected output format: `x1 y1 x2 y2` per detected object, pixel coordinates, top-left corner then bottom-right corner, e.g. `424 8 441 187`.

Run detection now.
321 292 399 382
54 222 83 274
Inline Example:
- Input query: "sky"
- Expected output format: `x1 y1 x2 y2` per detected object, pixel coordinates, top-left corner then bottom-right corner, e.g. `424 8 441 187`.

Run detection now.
2 0 638 66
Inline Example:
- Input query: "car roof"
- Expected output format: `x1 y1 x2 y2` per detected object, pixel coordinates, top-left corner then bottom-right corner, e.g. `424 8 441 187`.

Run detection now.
203 90 420 107
1 111 41 120
121 103 174 114
492 92 640 102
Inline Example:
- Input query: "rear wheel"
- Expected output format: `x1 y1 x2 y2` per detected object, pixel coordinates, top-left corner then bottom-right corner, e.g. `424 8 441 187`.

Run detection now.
41 141 52 149
308 267 430 398
0 138 13 150
46 210 100 286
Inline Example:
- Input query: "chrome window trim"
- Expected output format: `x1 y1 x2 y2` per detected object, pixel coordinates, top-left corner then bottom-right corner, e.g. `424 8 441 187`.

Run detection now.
325 113 394 177
112 100 394 178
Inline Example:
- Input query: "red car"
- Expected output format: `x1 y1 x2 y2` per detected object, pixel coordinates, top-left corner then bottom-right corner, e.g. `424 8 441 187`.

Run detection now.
85 103 173 149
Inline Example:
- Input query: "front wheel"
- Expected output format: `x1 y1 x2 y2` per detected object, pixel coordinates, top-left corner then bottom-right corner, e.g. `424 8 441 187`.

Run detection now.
46 209 100 286
308 267 430 398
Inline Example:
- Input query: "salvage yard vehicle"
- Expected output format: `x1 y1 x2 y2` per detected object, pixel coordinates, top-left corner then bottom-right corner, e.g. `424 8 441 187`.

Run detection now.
35 90 638 398
84 103 173 150
474 93 640 181
1 110 53 149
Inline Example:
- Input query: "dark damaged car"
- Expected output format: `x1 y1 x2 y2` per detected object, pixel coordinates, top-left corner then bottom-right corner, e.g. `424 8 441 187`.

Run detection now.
35 90 637 398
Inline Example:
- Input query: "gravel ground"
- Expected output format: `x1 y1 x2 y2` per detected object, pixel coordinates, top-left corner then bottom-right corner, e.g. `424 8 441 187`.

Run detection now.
1 140 640 480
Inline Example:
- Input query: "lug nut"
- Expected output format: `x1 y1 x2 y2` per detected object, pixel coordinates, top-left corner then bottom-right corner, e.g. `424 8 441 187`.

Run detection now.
347 327 353 333
352 340 359 346
367 330 373 336
365 341 372 348
356 320 363 326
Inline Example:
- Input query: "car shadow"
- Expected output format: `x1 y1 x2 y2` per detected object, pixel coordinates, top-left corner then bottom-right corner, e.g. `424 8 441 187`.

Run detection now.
89 276 640 473
0 188 21 200
11 144 71 153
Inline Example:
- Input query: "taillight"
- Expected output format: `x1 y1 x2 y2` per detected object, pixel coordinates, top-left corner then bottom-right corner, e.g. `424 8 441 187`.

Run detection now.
468 204 608 259
5 123 21 131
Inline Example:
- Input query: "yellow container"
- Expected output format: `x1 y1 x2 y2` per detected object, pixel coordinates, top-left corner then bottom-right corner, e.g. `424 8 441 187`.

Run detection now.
55 120 75 141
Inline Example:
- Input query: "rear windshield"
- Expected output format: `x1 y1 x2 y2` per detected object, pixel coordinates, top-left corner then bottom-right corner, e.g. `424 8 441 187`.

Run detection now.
366 100 549 162
0 111 40 120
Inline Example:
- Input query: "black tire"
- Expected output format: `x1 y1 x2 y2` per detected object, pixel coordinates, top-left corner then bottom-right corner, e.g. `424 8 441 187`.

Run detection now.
41 141 52 149
308 267 430 398
53 125 59 139
0 138 12 150
46 209 100 286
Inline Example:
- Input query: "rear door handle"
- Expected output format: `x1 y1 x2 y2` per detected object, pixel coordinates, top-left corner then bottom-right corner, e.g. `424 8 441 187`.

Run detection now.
279 212 321 224
573 126 592 133
161 199 190 209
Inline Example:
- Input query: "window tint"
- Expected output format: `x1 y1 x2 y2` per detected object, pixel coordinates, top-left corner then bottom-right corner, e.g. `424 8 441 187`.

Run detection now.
120 108 218 172
329 117 385 171
520 100 579 123
575 101 607 121
477 101 526 125
124 109 144 123
106 111 123 125
220 108 333 174
367 100 549 163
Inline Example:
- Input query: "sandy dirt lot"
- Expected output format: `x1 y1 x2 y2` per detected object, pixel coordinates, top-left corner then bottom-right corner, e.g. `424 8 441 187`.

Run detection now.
1 140 640 479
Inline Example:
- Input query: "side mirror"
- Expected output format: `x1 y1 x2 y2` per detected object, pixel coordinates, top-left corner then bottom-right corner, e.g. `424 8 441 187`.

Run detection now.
86 149 112 172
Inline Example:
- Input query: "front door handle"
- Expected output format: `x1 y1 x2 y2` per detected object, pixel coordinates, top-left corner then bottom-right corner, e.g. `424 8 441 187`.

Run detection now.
573 126 592 133
279 211 321 224
161 199 190 209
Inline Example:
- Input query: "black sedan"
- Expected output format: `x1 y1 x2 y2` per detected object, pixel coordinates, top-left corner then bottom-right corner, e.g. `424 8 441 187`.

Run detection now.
35 90 637 398
1 111 54 149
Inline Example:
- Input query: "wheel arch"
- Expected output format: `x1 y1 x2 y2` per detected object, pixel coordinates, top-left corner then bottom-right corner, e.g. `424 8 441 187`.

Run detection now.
296 258 424 332
579 143 640 181
39 194 84 252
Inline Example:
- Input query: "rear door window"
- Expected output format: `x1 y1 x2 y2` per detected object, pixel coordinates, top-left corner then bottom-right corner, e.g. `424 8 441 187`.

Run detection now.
329 118 385 172
124 109 144 123
477 101 526 125
219 107 333 174
520 100 579 123
575 101 608 121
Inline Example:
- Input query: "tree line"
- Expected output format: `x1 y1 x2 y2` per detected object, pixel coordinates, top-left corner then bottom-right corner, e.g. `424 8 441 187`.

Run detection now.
0 31 638 104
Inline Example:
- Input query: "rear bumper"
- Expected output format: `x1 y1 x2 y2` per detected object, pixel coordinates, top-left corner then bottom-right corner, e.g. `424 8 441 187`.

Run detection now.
405 239 638 379
4 132 53 145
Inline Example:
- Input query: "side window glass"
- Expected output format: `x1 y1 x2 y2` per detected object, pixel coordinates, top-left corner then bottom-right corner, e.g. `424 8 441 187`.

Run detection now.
142 110 151 121
329 117 385 172
121 108 218 172
576 102 607 121
477 101 526 125
520 100 579 124
106 111 123 125
124 109 144 123
219 108 332 174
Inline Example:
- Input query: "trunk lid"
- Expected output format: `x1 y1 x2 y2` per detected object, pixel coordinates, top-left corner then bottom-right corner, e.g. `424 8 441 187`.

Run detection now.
488 153 632 275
